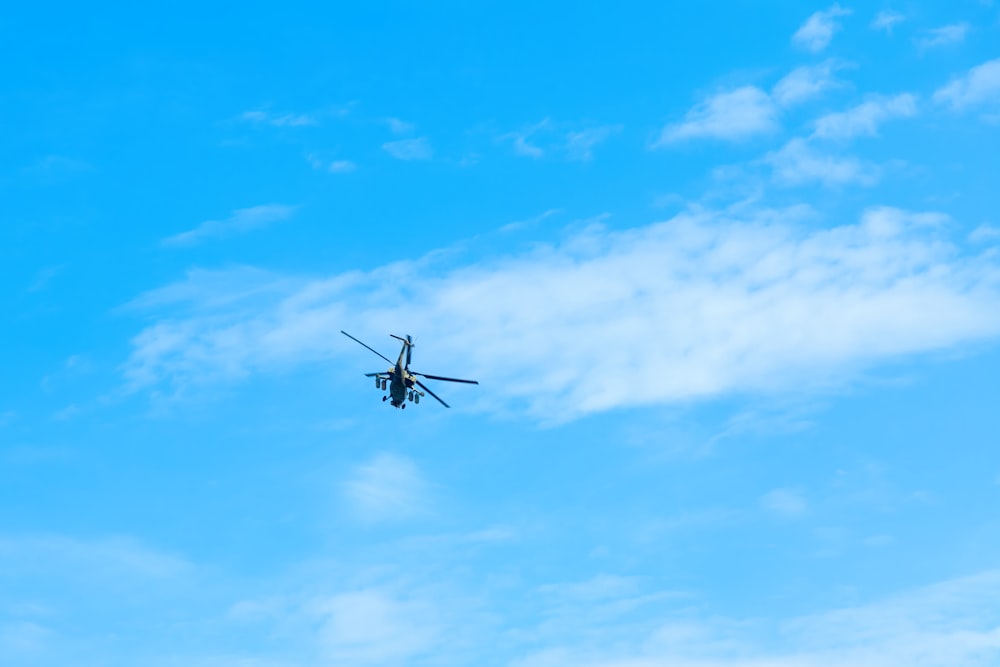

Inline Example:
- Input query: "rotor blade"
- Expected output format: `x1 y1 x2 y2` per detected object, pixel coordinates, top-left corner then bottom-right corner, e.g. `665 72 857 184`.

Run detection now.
412 372 479 385
415 380 450 408
341 331 394 365
364 373 387 377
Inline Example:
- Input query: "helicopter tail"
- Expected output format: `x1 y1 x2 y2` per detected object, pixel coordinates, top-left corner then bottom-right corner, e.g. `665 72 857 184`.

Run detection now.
390 334 413 367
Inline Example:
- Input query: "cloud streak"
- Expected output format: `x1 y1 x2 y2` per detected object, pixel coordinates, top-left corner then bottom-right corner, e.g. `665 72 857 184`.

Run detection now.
342 453 432 522
512 570 1000 667
162 204 297 247
812 93 919 140
126 204 1000 420
565 125 623 161
871 10 905 34
656 87 779 144
917 23 970 50
772 60 849 107
793 4 852 52
241 110 317 127
764 139 880 187
934 58 1000 111
382 137 433 161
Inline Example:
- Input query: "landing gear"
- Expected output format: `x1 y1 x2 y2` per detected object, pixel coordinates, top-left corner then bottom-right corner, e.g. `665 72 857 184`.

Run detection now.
414 393 420 404
401 403 406 409
408 391 414 401
382 396 387 402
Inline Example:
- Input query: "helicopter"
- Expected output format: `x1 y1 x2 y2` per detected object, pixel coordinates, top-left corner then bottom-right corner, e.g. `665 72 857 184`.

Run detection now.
340 331 479 409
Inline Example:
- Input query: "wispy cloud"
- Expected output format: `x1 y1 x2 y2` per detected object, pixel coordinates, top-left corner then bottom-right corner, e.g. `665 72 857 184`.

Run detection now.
24 155 93 174
308 154 357 173
655 86 779 144
382 137 433 161
871 10 905 33
917 22 971 49
765 138 880 187
934 58 1000 110
161 204 297 247
0 621 52 657
313 589 441 665
970 224 1000 244
0 534 193 580
512 570 1000 667
230 564 1000 667
761 487 808 517
27 265 66 293
501 119 550 158
240 110 317 127
499 208 564 233
501 120 621 160
564 125 622 161
342 453 432 522
793 4 853 52
384 117 415 134
772 60 849 107
812 93 919 140
328 160 356 173
125 204 1000 420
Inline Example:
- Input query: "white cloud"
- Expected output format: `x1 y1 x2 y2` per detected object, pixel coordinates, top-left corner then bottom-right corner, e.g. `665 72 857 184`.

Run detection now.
871 10 905 33
513 570 1000 667
499 208 564 234
538 574 642 603
793 4 853 52
328 160 356 173
382 137 433 161
970 225 1000 244
307 155 357 173
513 136 544 158
761 488 808 517
655 87 779 144
917 23 971 49
812 93 919 140
124 204 1000 421
313 590 441 665
565 125 622 161
240 110 316 127
502 119 550 158
501 121 621 160
0 621 52 657
161 204 297 247
772 60 848 107
934 58 1000 110
385 117 415 134
27 265 66 292
342 453 431 522
765 138 880 187
0 534 192 580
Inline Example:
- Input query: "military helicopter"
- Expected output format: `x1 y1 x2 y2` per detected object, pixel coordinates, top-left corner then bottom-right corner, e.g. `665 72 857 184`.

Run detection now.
341 331 479 408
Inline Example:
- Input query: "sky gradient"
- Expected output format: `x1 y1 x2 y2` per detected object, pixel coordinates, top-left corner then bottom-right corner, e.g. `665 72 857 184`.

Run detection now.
3 2 1000 665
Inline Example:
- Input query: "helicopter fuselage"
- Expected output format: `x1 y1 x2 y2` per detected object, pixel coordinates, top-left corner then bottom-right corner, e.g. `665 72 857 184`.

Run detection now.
385 347 417 408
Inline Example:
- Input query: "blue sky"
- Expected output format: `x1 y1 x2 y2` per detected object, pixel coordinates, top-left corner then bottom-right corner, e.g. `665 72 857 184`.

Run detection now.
3 1 1000 665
